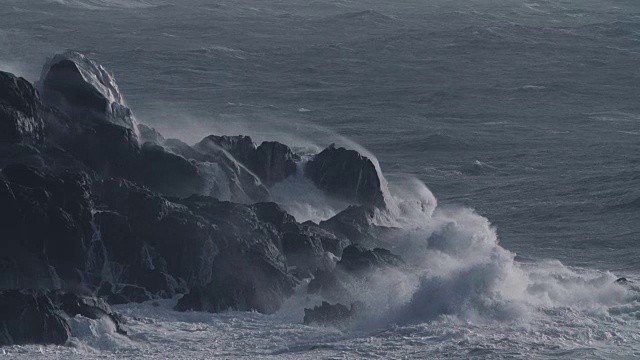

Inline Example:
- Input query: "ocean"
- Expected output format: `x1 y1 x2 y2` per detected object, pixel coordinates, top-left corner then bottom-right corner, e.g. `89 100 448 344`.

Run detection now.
1 0 640 358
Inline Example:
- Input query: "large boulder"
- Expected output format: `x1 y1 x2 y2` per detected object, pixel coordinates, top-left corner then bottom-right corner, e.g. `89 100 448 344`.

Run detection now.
305 145 388 209
37 51 137 133
33 52 142 180
0 290 70 346
0 71 45 144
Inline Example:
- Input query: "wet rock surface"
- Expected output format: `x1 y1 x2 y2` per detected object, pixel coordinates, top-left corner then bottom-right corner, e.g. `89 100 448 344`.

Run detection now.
305 144 388 209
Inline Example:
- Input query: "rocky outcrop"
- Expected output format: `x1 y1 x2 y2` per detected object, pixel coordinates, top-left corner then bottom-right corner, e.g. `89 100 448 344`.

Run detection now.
305 144 388 209
0 71 45 144
303 301 363 325
0 290 70 346
0 52 410 346
37 51 137 133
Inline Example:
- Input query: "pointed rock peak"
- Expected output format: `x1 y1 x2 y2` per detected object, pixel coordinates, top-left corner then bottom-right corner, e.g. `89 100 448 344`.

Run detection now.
37 51 138 135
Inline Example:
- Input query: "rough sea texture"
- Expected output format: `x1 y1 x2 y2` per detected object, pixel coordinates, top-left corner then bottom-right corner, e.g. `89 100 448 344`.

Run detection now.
2 0 640 358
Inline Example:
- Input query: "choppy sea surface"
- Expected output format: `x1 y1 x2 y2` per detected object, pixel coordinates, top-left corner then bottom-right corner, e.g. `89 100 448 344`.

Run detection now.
2 0 640 358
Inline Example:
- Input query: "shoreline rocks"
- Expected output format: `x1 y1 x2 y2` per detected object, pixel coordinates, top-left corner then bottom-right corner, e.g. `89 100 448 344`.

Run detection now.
0 52 405 346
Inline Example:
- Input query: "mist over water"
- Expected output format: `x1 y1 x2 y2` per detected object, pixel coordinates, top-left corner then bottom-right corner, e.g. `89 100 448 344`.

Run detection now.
2 0 640 358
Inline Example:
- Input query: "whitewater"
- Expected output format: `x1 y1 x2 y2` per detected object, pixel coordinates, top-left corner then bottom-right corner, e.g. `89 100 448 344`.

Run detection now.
2 0 640 358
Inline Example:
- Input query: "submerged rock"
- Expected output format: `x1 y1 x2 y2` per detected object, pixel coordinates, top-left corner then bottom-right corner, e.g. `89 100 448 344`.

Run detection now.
305 144 388 209
0 71 45 144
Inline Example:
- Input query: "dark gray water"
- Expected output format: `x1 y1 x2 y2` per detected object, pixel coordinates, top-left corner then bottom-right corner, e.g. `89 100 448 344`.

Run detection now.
2 0 640 358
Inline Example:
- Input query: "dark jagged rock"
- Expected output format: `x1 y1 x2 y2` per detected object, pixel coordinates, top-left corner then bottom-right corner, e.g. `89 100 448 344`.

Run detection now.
304 223 350 257
35 52 209 199
196 135 299 187
0 71 45 144
94 179 296 313
305 145 387 209
135 142 206 198
251 202 343 276
320 205 396 247
173 195 298 314
0 164 94 285
197 135 255 165
251 141 299 186
178 136 269 203
251 202 298 233
303 301 363 325
55 292 127 335
0 55 411 321
0 290 70 346
37 51 137 133
282 232 324 278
